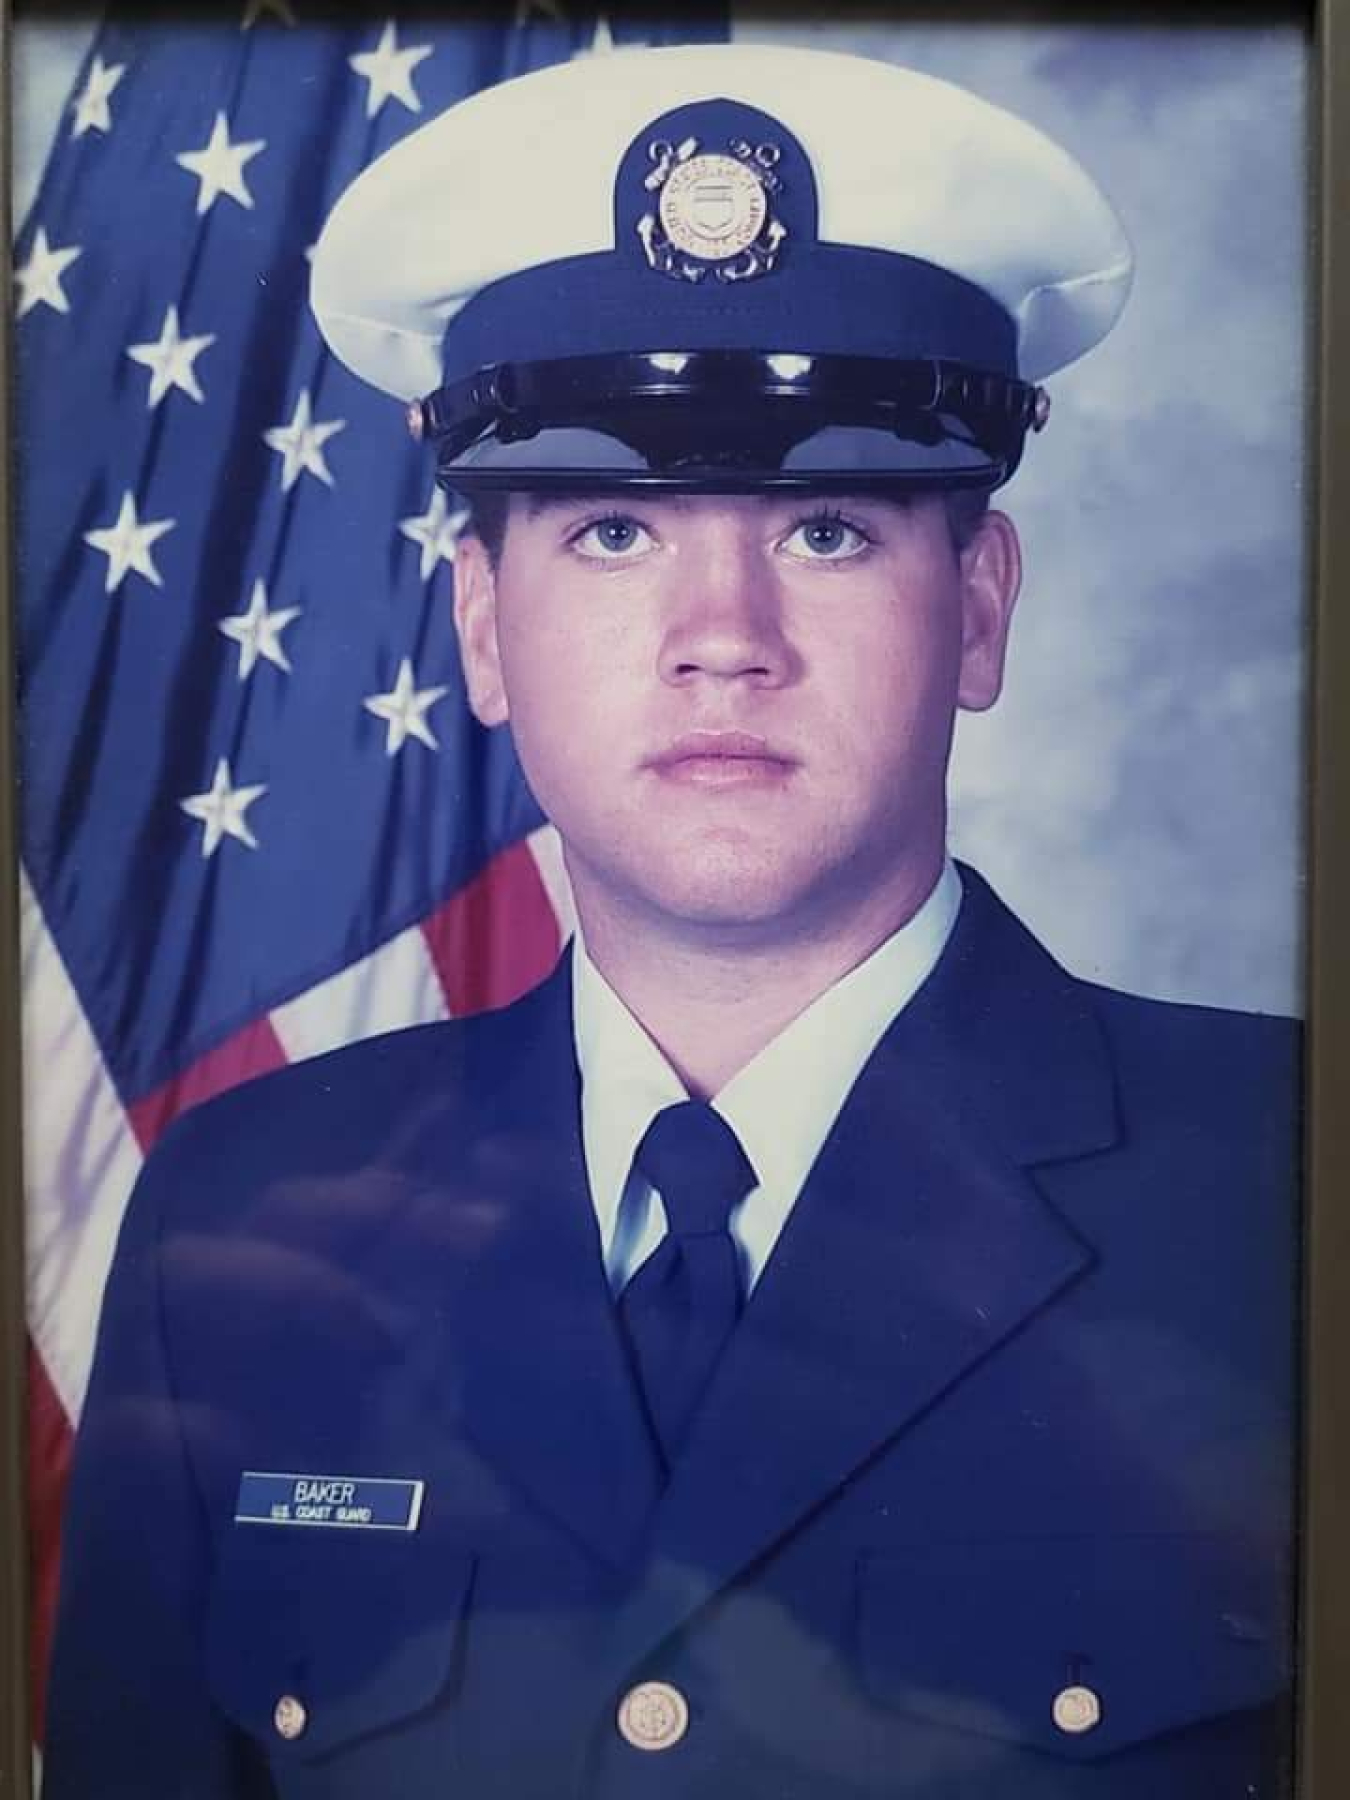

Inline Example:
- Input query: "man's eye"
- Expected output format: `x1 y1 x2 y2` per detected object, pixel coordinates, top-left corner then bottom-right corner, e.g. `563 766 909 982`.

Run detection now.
570 516 655 560
780 515 871 561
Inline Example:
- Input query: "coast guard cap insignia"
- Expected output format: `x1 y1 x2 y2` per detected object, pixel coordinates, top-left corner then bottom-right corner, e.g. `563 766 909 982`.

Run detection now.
638 136 786 284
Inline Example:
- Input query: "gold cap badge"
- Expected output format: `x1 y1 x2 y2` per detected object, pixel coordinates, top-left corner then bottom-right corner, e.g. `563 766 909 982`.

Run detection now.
638 137 786 285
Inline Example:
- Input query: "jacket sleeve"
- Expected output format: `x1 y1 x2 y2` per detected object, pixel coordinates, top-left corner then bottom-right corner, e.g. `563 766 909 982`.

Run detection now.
41 1125 276 1800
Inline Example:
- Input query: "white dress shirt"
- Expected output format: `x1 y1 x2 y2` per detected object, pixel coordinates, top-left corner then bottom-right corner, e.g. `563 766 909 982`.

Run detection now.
572 860 963 1295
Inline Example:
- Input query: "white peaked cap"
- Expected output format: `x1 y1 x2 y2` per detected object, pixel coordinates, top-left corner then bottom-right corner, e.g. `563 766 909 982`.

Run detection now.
311 43 1132 404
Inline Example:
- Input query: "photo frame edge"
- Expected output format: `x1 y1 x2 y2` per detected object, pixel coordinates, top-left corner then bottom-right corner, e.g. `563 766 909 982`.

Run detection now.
1299 0 1350 1789
0 3 1344 1797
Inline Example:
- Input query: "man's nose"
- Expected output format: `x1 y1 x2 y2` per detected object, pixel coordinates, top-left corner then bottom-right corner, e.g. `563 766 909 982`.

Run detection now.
656 530 796 688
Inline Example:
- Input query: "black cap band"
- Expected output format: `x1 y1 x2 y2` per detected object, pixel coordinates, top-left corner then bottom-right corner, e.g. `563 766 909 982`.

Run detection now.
417 349 1049 493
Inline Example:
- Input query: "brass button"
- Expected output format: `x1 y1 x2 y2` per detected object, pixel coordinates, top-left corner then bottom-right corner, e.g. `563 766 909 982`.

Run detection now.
1052 1684 1101 1735
273 1694 308 1741
617 1680 689 1751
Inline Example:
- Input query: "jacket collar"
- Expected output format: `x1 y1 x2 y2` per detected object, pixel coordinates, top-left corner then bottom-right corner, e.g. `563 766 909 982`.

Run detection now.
441 868 1119 1622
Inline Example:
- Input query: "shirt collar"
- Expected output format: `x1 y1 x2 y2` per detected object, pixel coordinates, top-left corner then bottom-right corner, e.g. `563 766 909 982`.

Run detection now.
572 861 963 1278
572 941 688 1260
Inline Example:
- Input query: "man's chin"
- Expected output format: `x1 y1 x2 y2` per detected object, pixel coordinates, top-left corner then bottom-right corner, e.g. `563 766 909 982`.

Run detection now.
564 826 932 949
623 859 846 946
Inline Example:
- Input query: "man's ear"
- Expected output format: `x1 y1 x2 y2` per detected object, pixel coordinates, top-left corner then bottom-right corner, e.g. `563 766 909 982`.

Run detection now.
452 533 510 727
955 509 1022 713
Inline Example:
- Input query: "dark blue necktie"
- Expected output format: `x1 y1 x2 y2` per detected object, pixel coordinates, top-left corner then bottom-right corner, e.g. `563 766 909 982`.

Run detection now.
618 1101 758 1467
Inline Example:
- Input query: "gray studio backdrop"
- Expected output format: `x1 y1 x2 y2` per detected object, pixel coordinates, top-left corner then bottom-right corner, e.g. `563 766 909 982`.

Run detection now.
13 11 1309 1016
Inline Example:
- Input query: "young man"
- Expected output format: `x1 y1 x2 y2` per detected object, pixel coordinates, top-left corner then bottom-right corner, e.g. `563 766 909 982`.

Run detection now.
45 44 1298 1800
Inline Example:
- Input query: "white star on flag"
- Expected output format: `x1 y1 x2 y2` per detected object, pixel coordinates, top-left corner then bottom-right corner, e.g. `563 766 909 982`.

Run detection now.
218 579 301 679
83 491 176 592
263 389 346 491
70 55 126 138
398 489 470 581
180 758 267 856
363 658 450 755
348 21 434 118
240 0 296 27
15 228 82 319
175 111 266 215
126 305 217 408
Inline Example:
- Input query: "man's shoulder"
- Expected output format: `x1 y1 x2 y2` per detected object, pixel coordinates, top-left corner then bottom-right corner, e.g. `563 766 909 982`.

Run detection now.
950 864 1300 1155
1082 976 1299 1062
955 860 1295 1041
188 967 558 1114
958 863 1296 1055
1079 976 1299 1091
1070 977 1301 1174
135 962 571 1217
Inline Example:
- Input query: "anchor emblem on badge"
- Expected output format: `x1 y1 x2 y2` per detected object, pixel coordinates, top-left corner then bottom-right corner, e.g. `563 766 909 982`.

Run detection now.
637 136 787 284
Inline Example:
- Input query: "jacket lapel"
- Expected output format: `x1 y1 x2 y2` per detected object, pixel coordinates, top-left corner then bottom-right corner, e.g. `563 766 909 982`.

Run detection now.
601 868 1122 1667
444 960 664 1570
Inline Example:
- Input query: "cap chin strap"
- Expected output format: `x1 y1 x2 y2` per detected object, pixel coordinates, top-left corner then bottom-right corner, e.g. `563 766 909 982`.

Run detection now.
411 350 1049 490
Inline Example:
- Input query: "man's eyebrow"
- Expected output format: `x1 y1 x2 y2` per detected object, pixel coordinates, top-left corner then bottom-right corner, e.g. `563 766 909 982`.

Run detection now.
520 492 722 519
521 492 613 520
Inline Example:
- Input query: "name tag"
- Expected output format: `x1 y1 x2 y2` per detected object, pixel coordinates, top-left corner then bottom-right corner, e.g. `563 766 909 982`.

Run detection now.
235 1470 424 1531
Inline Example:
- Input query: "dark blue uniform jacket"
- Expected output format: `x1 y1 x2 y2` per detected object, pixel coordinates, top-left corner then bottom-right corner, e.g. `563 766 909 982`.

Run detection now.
44 869 1300 1798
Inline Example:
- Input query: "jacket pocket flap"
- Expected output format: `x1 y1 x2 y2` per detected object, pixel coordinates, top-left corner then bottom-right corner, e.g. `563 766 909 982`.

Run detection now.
857 1533 1288 1761
206 1529 475 1760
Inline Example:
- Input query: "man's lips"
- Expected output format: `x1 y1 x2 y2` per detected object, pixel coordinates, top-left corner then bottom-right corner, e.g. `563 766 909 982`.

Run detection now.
646 732 797 786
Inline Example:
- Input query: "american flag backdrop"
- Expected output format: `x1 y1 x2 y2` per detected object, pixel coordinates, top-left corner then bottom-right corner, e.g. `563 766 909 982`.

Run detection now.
14 0 726 1740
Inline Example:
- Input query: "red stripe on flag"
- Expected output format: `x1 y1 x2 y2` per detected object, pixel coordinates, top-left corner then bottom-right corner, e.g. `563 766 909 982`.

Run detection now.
28 1341 73 1742
423 839 563 1016
127 1015 290 1152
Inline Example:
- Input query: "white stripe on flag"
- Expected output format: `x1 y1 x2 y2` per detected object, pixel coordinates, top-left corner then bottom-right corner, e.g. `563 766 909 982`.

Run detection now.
21 869 144 1424
269 918 449 1061
525 824 576 943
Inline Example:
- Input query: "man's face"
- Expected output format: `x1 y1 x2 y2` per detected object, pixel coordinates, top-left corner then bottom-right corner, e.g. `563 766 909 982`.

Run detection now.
454 492 1020 950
